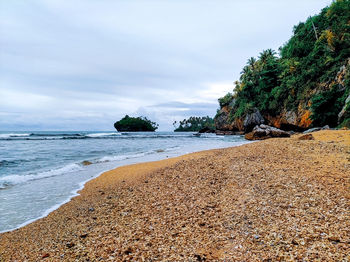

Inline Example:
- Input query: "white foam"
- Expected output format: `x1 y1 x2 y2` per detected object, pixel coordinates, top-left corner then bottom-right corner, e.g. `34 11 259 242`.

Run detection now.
97 152 146 163
0 133 31 138
0 168 108 234
0 163 83 188
96 147 180 163
85 132 121 138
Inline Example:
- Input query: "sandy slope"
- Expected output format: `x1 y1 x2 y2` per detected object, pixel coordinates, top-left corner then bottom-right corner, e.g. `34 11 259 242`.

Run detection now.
0 130 349 261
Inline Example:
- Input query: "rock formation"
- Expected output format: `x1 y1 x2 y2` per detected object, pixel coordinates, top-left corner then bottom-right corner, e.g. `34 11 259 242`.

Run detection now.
244 125 291 140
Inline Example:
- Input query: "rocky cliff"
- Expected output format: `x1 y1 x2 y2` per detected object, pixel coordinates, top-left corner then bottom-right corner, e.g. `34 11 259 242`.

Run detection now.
215 59 350 132
215 1 350 133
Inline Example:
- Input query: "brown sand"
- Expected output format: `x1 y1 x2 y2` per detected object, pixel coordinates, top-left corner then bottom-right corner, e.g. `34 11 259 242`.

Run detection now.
0 130 349 261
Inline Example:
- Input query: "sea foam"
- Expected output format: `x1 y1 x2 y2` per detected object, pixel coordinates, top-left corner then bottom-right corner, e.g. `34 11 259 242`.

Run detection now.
0 163 83 189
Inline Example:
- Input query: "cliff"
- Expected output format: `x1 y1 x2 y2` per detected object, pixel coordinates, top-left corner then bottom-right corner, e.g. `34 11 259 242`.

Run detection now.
215 0 350 133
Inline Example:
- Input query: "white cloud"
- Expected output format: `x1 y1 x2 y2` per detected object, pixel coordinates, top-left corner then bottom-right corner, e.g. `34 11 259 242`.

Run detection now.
0 0 332 130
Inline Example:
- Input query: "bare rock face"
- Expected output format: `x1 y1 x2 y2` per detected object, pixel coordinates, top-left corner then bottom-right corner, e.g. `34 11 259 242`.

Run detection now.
243 109 265 133
265 109 312 132
245 124 291 140
338 93 350 124
214 106 231 131
214 106 243 131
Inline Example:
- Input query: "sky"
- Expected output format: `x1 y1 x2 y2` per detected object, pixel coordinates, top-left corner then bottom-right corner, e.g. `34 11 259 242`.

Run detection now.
0 0 332 131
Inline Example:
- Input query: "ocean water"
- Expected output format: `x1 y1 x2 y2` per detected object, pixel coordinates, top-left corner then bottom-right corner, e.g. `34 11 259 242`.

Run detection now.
0 131 248 232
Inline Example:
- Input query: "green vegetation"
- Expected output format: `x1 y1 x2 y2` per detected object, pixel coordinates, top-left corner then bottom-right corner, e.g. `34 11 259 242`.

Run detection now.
173 116 215 132
114 115 158 131
217 0 350 128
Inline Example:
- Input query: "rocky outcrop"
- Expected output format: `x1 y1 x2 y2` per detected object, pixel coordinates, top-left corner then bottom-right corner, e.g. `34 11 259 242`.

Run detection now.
215 106 310 134
214 60 350 134
198 127 215 133
265 109 312 131
214 106 243 131
243 109 264 132
244 125 291 140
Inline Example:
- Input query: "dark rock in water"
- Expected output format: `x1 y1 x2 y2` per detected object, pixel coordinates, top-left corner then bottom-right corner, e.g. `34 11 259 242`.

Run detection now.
215 130 244 136
298 134 314 140
243 109 265 133
245 124 290 140
198 127 215 133
81 160 92 166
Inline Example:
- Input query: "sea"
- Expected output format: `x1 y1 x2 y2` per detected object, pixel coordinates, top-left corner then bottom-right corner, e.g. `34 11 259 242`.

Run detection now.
0 131 248 233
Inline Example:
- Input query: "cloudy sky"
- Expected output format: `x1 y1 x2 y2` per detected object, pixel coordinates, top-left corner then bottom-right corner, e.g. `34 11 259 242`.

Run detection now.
0 0 331 131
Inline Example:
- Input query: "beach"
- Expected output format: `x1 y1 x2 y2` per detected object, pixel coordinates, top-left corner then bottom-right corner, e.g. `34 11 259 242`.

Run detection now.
0 130 349 261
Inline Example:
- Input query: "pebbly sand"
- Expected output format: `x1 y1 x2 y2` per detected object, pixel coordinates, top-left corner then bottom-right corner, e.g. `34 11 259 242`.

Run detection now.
0 130 349 261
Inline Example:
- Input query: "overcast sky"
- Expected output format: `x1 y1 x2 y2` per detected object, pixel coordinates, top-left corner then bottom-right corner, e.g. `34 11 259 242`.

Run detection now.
0 0 331 131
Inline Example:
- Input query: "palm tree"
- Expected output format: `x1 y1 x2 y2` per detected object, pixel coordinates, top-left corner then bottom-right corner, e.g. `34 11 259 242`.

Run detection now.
247 57 257 70
259 49 276 64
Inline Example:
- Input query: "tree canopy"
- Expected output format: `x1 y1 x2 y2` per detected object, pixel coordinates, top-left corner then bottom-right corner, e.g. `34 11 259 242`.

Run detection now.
217 0 350 128
114 115 158 132
173 116 215 132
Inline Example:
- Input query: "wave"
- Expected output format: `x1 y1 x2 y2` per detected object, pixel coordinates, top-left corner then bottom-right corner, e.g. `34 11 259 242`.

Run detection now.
0 132 238 141
96 152 147 163
0 132 122 140
0 133 32 138
30 133 83 137
85 132 121 138
0 159 32 167
95 146 180 163
0 163 83 189
0 146 179 189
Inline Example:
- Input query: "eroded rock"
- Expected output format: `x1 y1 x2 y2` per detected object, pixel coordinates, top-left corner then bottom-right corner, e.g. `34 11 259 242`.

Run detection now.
243 109 265 133
245 124 290 140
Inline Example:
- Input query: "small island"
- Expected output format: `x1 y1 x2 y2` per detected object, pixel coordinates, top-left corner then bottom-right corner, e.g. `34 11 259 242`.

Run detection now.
114 115 159 131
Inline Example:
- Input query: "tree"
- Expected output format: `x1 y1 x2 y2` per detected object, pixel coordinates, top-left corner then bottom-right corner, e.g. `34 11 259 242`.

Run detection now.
114 115 159 131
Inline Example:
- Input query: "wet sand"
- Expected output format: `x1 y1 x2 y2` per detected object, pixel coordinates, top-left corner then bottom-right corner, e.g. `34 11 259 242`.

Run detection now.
0 130 349 261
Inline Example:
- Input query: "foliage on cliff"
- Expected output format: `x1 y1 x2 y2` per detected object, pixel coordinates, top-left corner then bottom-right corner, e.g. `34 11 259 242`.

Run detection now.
173 116 214 132
114 115 158 132
216 0 350 130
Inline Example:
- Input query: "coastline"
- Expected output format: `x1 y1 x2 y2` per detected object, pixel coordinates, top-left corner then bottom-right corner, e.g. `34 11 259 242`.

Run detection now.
0 133 248 233
0 168 108 234
0 130 349 260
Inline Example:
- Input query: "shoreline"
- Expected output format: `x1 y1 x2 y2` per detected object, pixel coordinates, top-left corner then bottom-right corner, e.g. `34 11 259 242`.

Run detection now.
0 147 229 234
0 136 249 234
0 130 349 260
0 168 108 234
